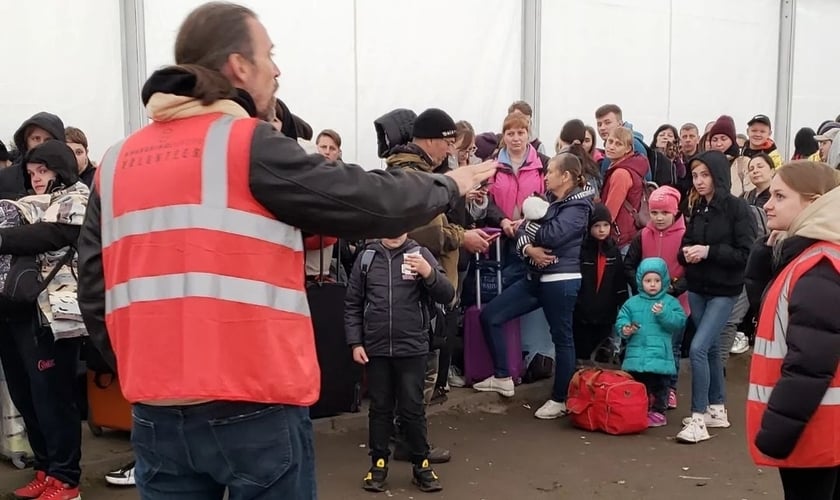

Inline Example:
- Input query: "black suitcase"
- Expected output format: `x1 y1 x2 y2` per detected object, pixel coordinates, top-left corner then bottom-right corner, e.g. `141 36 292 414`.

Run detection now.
307 238 362 419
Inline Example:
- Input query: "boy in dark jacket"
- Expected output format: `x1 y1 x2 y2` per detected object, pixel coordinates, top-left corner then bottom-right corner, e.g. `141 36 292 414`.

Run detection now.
345 234 455 494
573 203 628 361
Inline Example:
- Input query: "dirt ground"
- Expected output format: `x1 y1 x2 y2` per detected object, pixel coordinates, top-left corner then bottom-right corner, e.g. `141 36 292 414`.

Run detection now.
0 354 783 500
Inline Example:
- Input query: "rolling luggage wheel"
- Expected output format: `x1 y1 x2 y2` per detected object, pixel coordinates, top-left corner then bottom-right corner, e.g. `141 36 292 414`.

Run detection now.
88 421 104 437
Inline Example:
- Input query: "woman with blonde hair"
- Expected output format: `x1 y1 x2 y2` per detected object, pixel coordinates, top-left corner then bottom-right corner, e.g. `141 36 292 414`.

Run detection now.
745 161 840 500
600 127 650 253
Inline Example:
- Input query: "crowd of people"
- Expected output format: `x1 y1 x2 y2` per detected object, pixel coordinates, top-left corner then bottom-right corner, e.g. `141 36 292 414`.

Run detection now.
0 2 837 500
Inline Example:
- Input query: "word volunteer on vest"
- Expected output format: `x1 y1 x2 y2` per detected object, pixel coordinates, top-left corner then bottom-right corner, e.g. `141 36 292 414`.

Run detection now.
95 113 320 405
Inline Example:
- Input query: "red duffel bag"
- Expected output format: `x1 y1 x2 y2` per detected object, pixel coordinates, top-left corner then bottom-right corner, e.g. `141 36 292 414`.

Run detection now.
566 368 648 435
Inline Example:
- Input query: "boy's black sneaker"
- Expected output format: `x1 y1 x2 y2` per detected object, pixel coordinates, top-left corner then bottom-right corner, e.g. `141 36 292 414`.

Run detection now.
428 386 448 405
394 444 451 463
363 458 388 493
412 459 443 493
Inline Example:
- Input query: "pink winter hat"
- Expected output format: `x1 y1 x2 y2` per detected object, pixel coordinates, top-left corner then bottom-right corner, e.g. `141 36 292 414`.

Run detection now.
648 185 681 214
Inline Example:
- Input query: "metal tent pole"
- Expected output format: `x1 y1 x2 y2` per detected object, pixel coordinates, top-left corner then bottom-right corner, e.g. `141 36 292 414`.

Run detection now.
521 0 542 138
775 0 797 159
119 0 148 136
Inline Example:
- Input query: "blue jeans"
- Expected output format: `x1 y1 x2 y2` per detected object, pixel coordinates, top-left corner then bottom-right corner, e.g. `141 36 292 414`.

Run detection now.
479 276 580 401
132 402 316 500
501 238 527 288
687 293 736 413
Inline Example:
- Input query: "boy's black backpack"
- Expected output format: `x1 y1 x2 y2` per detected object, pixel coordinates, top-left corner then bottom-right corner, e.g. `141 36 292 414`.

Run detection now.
359 248 447 350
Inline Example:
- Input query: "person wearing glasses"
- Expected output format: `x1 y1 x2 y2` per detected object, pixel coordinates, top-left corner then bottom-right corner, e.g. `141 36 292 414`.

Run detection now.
384 108 493 464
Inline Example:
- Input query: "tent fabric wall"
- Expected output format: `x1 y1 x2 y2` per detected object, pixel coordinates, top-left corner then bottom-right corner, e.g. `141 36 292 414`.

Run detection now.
538 0 779 152
353 0 521 169
0 0 124 162
790 0 840 156
3 1 827 171
144 0 358 160
143 0 521 170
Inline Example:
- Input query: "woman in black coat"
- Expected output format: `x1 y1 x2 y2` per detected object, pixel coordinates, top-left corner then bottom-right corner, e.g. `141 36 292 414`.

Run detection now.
676 151 755 444
745 161 840 500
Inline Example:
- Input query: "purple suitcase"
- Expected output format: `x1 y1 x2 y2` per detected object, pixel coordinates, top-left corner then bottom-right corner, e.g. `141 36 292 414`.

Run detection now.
463 231 523 385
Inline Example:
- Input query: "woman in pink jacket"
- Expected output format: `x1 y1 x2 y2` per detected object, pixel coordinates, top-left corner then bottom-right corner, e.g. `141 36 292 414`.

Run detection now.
484 111 549 284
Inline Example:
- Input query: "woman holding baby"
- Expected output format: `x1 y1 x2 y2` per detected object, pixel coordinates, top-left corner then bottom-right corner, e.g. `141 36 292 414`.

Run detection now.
473 152 593 420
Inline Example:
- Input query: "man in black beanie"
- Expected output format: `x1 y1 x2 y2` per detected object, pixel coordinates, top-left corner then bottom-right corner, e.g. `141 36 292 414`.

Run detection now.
386 109 493 290
384 108 495 466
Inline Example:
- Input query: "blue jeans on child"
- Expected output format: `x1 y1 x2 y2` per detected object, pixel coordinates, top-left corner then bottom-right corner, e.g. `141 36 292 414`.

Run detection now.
687 293 737 414
479 276 580 402
132 402 316 500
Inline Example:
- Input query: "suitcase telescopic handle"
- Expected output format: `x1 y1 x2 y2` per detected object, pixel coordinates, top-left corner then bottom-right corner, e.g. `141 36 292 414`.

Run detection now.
474 228 505 308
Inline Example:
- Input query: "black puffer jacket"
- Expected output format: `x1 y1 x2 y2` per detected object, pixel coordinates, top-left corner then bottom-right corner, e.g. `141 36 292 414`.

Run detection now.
678 151 755 297
746 235 840 459
574 232 627 326
344 240 455 357
0 112 65 200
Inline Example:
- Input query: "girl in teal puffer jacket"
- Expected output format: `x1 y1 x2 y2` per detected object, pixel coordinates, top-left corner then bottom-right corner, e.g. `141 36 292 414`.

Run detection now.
616 257 687 427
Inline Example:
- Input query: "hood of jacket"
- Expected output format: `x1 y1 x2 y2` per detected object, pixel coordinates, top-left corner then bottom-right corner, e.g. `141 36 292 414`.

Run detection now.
829 133 840 168
497 144 542 173
636 257 671 300
689 150 732 198
140 66 258 122
13 112 65 153
786 184 840 244
609 151 649 179
385 143 435 172
22 140 80 193
374 108 417 158
475 132 501 161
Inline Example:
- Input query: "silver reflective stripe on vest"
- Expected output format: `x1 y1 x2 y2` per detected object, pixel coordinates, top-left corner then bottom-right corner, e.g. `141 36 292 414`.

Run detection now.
201 115 233 205
749 383 840 406
98 116 302 251
762 245 840 360
98 116 308 316
103 205 302 250
753 337 786 360
106 272 310 316
97 139 126 231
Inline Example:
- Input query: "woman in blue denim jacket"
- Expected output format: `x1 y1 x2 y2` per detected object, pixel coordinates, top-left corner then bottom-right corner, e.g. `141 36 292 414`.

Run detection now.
474 152 593 419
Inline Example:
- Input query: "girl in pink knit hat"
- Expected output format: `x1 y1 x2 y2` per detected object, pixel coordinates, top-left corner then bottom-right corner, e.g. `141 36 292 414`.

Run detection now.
623 185 688 410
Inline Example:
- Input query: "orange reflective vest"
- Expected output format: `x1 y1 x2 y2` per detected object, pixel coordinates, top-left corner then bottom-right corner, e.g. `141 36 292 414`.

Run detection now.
96 113 320 406
747 242 840 467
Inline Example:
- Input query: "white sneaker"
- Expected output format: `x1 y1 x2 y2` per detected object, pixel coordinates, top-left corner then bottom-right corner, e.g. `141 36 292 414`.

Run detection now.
448 367 466 388
681 405 731 428
676 415 711 443
472 376 515 397
105 461 136 486
730 332 750 354
534 400 569 420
